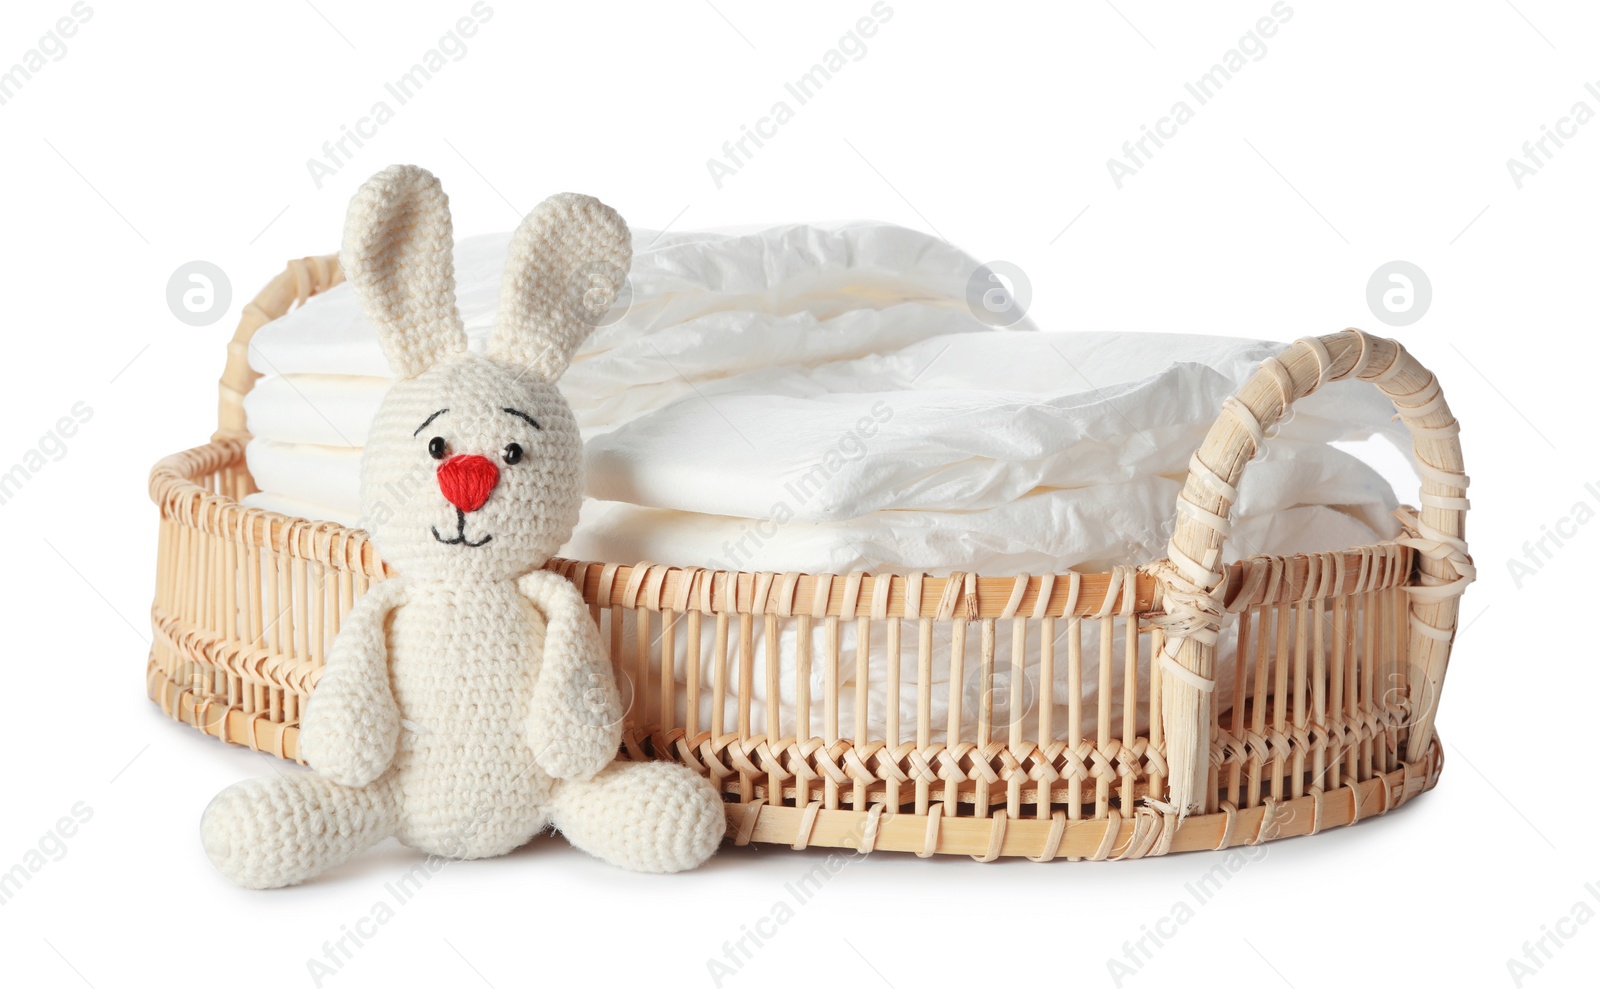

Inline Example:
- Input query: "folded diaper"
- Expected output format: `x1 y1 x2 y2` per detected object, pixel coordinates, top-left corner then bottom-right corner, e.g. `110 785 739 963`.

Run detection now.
247 221 1026 379
245 441 361 517
565 448 1394 577
582 331 1406 523
243 302 1010 447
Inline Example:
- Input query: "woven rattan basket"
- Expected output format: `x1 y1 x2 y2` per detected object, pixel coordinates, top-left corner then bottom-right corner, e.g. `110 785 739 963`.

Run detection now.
148 255 1473 861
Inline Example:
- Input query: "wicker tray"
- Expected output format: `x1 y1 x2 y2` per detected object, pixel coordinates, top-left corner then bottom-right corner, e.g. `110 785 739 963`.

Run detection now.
147 256 1471 860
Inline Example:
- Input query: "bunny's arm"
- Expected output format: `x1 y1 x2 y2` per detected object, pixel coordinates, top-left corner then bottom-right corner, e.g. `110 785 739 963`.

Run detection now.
518 569 622 780
299 577 406 787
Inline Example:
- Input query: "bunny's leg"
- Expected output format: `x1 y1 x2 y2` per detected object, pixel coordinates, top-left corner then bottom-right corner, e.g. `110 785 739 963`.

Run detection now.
548 761 724 873
201 772 398 889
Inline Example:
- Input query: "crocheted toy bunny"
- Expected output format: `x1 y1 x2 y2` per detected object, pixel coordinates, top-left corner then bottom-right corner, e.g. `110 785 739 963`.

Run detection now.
200 164 725 888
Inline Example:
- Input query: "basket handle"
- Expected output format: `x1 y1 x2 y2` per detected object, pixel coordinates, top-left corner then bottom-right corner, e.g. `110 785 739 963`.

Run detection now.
214 255 344 442
1153 329 1472 816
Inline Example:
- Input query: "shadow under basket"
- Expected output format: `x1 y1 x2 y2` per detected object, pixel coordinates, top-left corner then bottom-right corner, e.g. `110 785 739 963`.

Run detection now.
147 256 1473 861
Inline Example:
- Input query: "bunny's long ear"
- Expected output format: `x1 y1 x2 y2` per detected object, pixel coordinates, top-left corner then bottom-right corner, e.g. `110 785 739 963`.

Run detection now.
340 164 467 379
487 193 631 382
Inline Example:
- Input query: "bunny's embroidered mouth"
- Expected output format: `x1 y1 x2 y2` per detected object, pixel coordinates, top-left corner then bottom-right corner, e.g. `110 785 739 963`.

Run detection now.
431 508 493 548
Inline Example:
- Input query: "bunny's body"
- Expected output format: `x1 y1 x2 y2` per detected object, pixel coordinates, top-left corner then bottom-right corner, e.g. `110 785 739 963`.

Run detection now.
386 575 551 858
200 168 724 888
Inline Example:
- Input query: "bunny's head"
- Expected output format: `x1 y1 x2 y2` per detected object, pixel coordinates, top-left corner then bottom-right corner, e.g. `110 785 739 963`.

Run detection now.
342 165 629 582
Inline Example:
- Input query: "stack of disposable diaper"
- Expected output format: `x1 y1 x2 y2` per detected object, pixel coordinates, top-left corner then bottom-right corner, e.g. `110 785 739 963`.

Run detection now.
243 221 1411 740
245 219 1407 576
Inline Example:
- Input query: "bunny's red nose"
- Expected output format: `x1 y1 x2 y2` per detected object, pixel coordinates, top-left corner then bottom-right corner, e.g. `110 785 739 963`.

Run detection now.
436 454 499 513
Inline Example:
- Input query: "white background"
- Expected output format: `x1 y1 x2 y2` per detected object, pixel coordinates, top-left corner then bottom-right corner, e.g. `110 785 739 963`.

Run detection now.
0 1 1594 987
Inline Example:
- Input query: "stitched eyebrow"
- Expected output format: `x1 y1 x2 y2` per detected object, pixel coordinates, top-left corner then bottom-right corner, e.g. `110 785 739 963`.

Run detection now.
502 407 540 430
413 409 449 436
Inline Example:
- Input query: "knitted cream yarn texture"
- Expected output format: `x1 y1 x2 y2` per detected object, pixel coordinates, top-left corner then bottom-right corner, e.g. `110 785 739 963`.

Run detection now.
200 164 724 889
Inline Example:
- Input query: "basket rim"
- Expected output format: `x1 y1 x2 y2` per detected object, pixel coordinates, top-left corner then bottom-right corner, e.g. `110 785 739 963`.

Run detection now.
152 437 1417 621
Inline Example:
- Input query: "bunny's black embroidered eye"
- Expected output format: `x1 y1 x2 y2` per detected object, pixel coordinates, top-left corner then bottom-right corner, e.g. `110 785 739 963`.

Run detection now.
501 443 523 465
428 436 448 460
